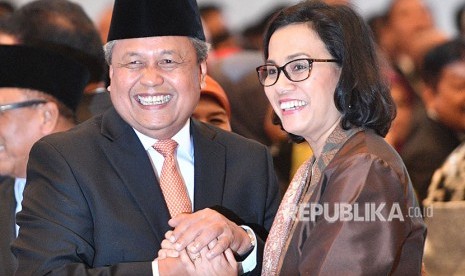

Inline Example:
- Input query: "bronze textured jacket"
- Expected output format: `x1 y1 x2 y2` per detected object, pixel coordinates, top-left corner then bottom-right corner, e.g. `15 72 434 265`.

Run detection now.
278 126 426 275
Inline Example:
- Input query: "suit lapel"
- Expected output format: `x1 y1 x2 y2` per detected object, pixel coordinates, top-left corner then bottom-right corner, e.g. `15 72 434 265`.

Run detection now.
0 177 17 275
99 109 171 244
0 177 16 235
191 120 226 210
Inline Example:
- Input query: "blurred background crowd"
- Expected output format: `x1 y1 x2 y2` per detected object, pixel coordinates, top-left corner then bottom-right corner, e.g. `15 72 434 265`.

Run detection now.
2 0 465 274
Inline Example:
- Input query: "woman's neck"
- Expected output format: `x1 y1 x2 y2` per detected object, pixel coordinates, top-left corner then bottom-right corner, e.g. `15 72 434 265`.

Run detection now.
305 119 341 159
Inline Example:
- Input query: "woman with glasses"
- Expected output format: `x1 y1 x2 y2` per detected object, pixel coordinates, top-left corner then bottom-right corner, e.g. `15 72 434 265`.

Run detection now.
257 1 426 275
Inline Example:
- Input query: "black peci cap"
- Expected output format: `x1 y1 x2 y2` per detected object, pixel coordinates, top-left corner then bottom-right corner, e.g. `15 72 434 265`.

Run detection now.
107 0 205 42
0 44 90 112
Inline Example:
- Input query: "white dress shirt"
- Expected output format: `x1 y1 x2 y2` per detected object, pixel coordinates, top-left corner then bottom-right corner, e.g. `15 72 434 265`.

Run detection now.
133 119 257 275
14 177 26 237
134 120 195 205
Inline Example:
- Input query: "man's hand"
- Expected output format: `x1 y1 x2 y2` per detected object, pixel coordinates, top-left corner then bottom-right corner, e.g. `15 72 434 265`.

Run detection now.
158 234 238 276
158 231 180 259
167 208 252 259
185 247 238 276
158 255 189 276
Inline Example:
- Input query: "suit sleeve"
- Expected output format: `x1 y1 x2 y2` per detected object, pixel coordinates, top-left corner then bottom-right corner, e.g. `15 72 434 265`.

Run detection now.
246 145 280 276
12 140 153 276
263 147 281 233
297 154 424 275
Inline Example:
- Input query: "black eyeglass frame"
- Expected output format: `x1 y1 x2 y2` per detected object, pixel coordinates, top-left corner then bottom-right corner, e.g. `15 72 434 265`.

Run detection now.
0 100 48 113
256 58 339 87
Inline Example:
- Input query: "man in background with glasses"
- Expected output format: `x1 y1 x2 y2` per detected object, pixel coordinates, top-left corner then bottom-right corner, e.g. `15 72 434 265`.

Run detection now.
0 44 89 275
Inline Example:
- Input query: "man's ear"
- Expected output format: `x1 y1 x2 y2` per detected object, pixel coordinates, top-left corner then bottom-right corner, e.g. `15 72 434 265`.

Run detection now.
40 101 60 135
199 61 207 89
108 65 114 92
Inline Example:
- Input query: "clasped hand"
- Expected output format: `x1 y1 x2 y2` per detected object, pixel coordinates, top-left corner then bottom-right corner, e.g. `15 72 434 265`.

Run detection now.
158 208 252 275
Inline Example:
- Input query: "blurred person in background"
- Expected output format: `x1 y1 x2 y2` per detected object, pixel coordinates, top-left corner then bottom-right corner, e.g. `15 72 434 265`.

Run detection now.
0 1 14 18
322 0 350 5
456 3 465 38
425 140 465 204
241 5 288 52
200 2 272 147
422 134 465 276
369 3 447 158
96 4 113 45
193 75 232 132
199 4 241 60
199 4 228 46
422 111 465 274
0 15 17 44
0 8 17 195
11 0 111 123
368 13 397 66
384 68 417 152
0 44 89 276
401 38 465 209
384 0 442 96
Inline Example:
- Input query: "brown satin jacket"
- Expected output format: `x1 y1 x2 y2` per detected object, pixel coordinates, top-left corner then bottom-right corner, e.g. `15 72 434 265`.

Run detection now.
277 126 426 275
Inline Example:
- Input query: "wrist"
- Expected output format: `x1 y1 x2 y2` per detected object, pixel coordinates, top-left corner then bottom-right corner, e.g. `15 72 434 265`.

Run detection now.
238 227 256 256
158 257 185 276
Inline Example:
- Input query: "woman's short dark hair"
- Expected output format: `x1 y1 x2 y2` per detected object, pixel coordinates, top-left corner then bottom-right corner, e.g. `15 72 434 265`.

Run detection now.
263 0 395 141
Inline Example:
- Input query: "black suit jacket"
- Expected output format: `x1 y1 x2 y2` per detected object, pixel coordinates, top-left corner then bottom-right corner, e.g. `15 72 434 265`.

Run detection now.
400 114 461 207
13 108 280 275
0 177 16 276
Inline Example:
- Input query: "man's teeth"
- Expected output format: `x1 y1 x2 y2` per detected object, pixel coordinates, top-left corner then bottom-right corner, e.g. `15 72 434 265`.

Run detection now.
280 100 307 111
138 95 172 105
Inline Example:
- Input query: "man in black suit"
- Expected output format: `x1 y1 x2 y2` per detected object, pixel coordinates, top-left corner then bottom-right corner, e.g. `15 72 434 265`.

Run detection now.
400 38 465 208
0 44 89 276
12 0 280 275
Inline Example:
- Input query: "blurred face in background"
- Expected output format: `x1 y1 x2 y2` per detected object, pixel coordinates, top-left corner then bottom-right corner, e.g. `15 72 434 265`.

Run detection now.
0 89 47 178
404 28 448 71
193 94 231 131
200 8 228 44
388 0 434 54
0 32 18 45
425 61 465 132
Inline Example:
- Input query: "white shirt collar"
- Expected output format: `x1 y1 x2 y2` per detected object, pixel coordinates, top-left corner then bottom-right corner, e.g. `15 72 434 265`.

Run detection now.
133 119 193 157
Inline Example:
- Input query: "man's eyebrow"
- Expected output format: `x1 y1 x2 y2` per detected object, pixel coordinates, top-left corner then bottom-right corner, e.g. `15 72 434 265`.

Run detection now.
120 52 142 59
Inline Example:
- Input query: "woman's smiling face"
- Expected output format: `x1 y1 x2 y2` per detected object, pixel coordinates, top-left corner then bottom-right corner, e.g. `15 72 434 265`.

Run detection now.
264 23 342 143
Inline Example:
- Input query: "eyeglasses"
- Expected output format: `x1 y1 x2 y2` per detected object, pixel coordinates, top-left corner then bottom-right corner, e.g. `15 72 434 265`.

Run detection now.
0 100 48 114
256 58 339 87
